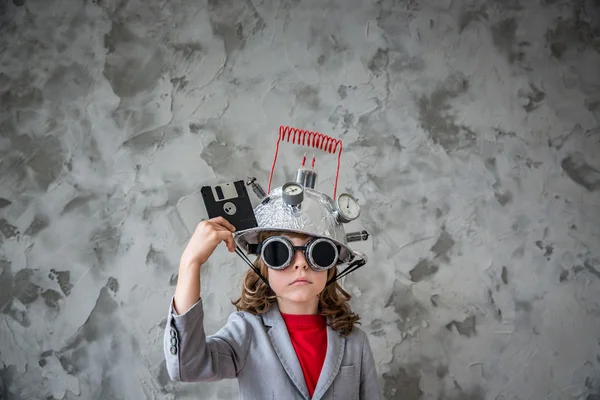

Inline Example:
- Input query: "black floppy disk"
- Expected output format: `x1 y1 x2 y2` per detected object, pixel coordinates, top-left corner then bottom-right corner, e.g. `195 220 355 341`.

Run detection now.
200 180 258 231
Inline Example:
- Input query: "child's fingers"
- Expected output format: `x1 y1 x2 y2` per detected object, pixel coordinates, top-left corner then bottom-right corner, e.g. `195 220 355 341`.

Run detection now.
213 229 236 252
225 234 236 252
212 216 236 232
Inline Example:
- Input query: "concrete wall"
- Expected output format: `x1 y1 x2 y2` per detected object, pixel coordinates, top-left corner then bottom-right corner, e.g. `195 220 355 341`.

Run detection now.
1 0 599 399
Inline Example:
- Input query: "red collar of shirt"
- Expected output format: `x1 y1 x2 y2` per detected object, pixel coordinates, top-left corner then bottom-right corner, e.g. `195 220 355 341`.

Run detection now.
280 312 327 331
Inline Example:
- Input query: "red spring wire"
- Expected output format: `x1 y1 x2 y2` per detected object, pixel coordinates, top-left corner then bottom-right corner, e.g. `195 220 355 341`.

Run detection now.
268 125 343 199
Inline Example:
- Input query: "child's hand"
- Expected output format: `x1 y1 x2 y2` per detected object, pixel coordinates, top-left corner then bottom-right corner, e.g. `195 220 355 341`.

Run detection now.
180 217 236 268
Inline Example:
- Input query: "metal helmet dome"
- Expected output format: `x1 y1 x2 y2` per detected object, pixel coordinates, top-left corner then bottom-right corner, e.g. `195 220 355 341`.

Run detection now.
235 186 358 264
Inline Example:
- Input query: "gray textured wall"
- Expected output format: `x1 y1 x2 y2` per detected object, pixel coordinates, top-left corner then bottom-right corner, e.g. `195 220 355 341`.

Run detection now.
1 0 599 399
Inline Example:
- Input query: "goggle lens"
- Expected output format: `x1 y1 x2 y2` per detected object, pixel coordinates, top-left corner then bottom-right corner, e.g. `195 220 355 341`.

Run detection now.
262 240 291 269
310 240 337 267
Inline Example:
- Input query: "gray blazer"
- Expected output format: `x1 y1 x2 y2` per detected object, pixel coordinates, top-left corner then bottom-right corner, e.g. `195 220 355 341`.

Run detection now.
163 297 383 399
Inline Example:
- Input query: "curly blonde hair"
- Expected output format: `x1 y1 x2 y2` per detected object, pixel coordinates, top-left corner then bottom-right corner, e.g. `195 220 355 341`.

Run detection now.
231 231 360 336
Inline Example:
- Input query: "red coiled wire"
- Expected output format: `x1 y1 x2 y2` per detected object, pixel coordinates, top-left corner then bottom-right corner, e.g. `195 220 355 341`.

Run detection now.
268 125 343 199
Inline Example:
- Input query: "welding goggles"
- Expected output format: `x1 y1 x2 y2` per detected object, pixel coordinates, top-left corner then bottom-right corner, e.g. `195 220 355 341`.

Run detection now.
248 235 339 271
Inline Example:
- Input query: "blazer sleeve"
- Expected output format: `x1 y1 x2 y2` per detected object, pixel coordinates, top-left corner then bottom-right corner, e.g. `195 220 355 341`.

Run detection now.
359 332 383 400
163 296 251 382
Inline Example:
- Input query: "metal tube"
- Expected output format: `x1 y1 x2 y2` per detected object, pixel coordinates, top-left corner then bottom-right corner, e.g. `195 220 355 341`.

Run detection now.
246 177 267 200
346 230 370 243
295 167 318 189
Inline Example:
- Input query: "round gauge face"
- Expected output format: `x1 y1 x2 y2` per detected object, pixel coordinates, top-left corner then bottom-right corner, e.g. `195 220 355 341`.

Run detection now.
283 183 303 195
337 193 360 219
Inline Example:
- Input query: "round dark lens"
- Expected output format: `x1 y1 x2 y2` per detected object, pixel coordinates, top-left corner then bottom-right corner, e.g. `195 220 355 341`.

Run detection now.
311 241 336 267
263 241 291 268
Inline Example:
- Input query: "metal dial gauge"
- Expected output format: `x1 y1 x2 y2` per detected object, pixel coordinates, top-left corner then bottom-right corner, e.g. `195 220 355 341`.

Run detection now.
282 182 304 206
335 193 360 223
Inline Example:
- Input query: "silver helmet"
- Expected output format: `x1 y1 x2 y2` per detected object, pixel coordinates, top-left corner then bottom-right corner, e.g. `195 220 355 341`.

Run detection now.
234 175 369 285
235 185 363 264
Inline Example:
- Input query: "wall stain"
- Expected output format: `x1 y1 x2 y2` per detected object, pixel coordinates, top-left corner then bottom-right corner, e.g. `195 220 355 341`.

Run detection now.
488 289 503 321
441 383 485 400
368 48 389 76
409 229 455 282
122 125 184 152
61 194 97 215
431 229 455 261
535 240 554 260
501 266 509 284
41 289 63 310
457 5 489 33
24 214 49 236
12 268 40 305
0 218 18 238
584 260 600 280
0 198 11 208
545 11 599 59
309 28 351 71
295 85 321 111
0 365 18 399
485 157 512 206
491 18 518 60
328 106 354 133
0 128 65 193
2 297 30 327
89 223 122 267
48 268 74 296
410 258 438 282
42 62 93 102
561 152 600 192
385 279 428 332
518 83 546 112
446 315 477 337
0 258 13 310
170 75 189 91
56 281 121 369
417 72 476 152
382 361 423 400
207 0 266 62
103 24 165 98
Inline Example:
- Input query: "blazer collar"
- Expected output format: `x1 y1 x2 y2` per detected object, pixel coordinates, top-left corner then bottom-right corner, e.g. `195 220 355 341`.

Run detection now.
261 303 345 400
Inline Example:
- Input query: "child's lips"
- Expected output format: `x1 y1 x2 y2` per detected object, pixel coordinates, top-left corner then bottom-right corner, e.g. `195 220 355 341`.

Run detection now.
290 278 311 285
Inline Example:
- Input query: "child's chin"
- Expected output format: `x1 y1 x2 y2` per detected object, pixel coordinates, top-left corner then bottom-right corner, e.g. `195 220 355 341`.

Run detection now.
283 291 317 303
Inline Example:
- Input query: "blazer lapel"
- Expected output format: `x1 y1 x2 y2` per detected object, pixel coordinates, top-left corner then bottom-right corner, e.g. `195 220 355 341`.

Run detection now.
311 324 345 400
261 303 310 400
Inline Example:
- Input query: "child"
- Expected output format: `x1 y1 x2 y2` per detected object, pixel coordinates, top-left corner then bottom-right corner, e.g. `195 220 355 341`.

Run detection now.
163 214 383 399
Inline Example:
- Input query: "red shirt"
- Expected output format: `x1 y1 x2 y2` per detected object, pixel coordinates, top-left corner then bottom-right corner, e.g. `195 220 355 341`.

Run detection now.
280 312 328 397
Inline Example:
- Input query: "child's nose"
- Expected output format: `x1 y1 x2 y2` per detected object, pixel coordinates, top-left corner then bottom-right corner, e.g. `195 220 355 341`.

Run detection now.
292 249 308 270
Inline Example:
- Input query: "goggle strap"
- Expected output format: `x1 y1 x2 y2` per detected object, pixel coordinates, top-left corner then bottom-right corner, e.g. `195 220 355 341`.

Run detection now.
235 246 272 289
325 259 367 286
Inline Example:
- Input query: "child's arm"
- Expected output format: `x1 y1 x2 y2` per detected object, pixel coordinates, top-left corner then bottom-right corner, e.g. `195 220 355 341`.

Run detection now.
360 333 383 399
173 217 236 315
163 295 251 382
164 217 245 382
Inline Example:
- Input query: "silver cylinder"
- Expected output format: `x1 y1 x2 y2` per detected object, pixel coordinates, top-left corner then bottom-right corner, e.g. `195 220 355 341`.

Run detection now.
295 168 318 189
346 230 369 243
246 177 267 200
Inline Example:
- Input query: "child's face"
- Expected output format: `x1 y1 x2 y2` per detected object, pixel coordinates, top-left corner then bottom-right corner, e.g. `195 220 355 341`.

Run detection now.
266 234 328 308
